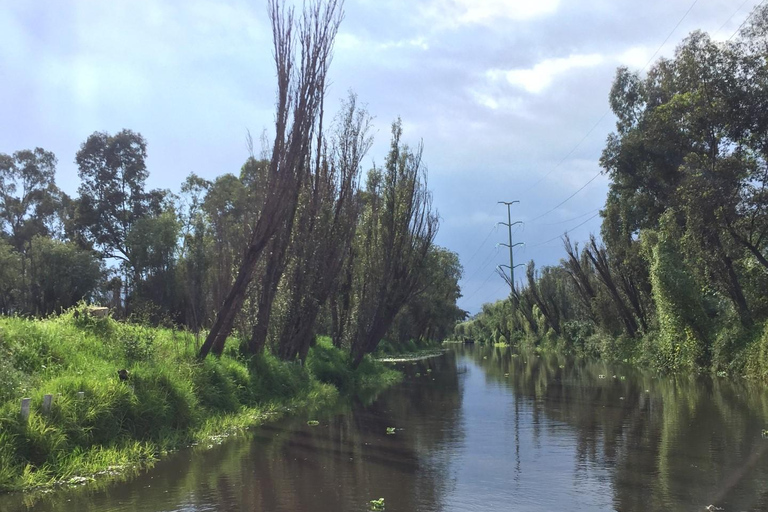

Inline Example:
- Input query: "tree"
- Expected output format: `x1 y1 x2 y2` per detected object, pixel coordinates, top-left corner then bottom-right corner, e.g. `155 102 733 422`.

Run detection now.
348 120 439 368
26 236 102 316
199 0 343 359
273 94 373 360
75 129 166 287
0 148 61 250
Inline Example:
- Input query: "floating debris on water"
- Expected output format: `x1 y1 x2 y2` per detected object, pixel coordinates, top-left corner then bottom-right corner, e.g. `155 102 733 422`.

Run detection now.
307 420 320 427
369 498 386 511
598 375 606 379
386 427 396 435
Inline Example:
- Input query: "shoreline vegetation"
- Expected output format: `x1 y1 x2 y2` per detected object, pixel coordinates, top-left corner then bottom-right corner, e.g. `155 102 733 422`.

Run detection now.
455 7 768 382
0 0 465 499
0 310 408 495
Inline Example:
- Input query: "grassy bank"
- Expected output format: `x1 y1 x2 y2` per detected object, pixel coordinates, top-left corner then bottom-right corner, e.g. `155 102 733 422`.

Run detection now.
0 309 401 493
467 319 768 380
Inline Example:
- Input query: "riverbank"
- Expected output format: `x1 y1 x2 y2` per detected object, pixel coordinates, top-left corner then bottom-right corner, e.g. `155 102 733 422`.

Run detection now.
464 319 768 380
0 311 401 493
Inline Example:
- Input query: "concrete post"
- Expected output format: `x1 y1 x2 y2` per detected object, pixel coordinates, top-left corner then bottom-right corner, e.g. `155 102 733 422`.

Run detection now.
20 398 31 420
42 394 53 415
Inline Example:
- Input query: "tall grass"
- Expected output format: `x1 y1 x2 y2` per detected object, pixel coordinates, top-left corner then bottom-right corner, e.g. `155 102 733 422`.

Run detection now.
0 308 400 492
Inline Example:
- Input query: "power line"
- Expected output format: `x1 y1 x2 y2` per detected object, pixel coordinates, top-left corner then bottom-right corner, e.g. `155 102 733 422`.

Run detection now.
521 111 610 195
729 0 766 40
460 270 499 304
715 0 751 38
528 171 603 222
530 206 602 226
462 224 497 269
638 0 700 72
530 211 602 248
523 0 701 221
461 245 499 285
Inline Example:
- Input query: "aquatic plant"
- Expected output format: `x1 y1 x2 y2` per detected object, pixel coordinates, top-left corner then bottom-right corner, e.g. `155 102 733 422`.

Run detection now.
386 427 396 435
369 497 385 511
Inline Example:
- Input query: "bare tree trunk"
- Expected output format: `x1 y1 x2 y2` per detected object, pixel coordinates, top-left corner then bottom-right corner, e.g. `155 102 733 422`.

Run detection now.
199 0 343 359
586 236 638 337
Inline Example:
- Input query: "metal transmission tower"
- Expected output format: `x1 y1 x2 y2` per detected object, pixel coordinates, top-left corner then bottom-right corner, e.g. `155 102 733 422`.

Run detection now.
497 201 524 294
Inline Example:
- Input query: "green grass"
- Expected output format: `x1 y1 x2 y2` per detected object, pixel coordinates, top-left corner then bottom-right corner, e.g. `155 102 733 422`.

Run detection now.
0 309 401 493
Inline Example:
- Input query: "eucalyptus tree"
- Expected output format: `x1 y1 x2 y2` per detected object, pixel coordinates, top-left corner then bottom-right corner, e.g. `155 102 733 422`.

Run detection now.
599 22 768 327
75 129 166 291
0 148 61 250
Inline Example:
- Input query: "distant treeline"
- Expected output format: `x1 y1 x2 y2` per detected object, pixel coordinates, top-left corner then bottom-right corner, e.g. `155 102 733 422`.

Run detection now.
0 0 464 367
458 7 768 375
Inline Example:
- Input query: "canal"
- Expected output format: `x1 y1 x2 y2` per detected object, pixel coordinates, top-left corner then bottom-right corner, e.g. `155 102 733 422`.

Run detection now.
4 344 768 511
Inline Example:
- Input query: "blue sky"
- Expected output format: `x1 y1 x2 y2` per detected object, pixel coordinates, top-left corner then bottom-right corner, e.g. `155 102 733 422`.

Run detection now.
0 0 760 314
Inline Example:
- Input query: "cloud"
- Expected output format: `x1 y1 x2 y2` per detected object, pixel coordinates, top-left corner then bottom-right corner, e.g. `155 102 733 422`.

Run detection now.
487 53 605 94
422 0 560 28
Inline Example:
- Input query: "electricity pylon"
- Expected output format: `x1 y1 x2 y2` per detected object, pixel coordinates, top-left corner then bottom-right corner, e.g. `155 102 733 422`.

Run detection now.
497 201 524 294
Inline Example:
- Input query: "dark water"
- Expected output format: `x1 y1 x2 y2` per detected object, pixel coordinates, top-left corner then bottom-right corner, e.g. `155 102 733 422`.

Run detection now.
4 345 768 512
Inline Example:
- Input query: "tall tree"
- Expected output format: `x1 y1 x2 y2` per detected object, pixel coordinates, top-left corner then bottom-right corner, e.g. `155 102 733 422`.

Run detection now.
199 0 343 359
75 129 165 280
349 120 439 368
273 94 372 360
0 148 60 250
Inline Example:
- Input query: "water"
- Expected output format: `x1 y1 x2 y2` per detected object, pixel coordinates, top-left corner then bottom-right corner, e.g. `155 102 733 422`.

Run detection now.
4 345 768 512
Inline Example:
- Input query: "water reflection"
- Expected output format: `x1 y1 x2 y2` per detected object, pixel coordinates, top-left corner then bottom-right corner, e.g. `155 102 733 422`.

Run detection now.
454 345 768 511
1 353 464 512
3 346 768 511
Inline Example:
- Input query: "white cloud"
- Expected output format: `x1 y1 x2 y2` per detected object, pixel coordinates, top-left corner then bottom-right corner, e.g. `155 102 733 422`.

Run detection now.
616 45 655 70
423 0 560 28
488 53 605 94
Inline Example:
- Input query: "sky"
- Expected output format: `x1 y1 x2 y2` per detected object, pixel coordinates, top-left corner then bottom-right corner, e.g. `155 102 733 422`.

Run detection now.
0 0 761 315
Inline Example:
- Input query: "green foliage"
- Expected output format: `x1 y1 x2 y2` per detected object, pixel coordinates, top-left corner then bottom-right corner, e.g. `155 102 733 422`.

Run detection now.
646 213 711 371
0 317 401 492
369 497 386 511
26 236 102 315
118 323 157 362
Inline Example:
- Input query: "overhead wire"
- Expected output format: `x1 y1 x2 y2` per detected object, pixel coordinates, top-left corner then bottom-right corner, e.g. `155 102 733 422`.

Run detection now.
523 0 702 222
460 270 499 305
715 0 751 38
461 224 498 269
530 212 602 248
532 206 603 226
528 171 603 222
728 0 765 40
